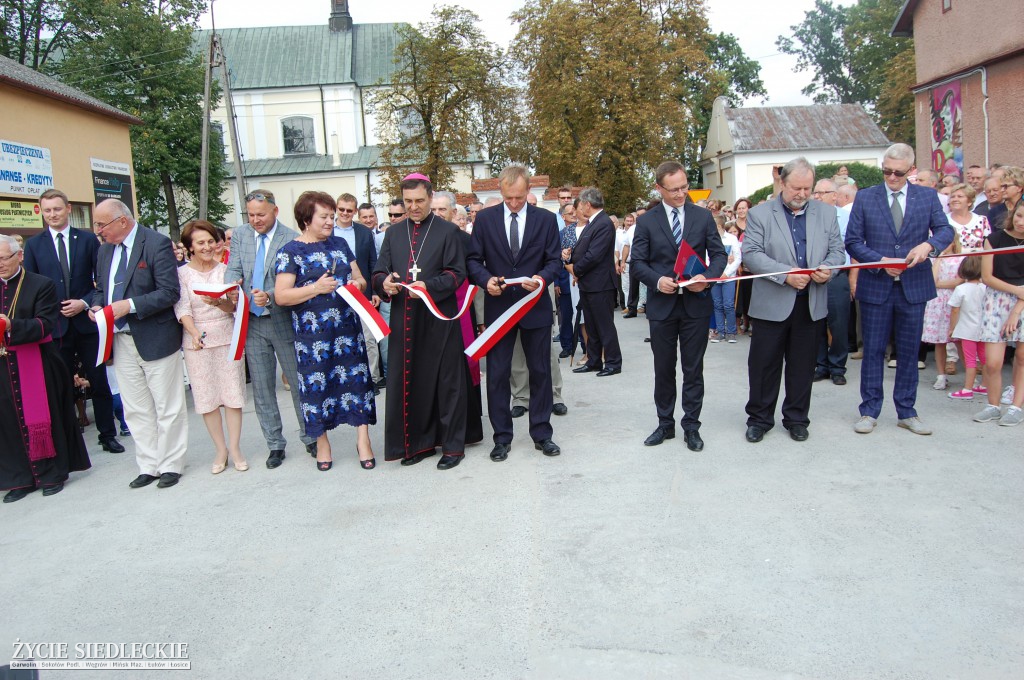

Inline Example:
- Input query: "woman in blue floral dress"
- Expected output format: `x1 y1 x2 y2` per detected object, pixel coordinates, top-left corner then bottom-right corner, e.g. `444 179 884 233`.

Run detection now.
274 191 376 471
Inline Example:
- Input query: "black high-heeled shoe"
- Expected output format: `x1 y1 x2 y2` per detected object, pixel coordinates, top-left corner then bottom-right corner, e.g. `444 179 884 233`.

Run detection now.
359 456 376 470
317 460 333 471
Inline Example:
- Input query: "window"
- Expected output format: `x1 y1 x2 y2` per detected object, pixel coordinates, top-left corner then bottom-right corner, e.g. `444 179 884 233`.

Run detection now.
942 0 951 11
282 116 315 155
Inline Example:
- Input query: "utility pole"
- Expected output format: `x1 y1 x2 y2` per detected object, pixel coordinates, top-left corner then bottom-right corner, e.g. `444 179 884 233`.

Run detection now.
216 35 247 211
198 31 214 220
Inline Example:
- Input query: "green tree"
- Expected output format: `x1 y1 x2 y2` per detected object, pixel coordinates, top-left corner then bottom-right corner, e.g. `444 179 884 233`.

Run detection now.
776 0 864 104
776 0 914 141
0 0 83 68
52 0 229 239
514 0 729 215
370 5 503 195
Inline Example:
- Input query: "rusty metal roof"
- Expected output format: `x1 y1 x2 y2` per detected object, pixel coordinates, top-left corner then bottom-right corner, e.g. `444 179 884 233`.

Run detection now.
726 104 889 153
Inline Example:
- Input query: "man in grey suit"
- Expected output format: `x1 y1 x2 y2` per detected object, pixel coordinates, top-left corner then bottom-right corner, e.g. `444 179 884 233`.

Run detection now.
90 199 187 489
225 190 314 468
741 158 846 443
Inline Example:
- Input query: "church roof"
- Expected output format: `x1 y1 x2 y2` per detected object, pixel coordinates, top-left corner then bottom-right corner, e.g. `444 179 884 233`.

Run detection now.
195 23 403 90
725 104 889 153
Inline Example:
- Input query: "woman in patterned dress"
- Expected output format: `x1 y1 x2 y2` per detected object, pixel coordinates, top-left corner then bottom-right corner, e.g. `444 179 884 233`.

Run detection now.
274 191 376 471
174 220 247 474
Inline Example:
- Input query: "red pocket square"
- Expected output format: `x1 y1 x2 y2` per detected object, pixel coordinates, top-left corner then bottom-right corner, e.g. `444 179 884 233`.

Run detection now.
137 261 147 269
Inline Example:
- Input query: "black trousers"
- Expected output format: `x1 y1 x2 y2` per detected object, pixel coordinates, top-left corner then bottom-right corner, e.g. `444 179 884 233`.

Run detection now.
580 289 621 371
627 270 642 311
649 299 711 432
745 301 822 430
56 326 115 440
486 325 553 444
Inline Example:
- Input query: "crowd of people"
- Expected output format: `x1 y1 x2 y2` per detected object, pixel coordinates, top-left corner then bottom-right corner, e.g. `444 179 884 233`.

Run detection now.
1 143 1022 503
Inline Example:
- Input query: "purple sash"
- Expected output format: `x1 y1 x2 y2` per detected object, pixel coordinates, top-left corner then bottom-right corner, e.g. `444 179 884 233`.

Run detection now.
8 335 56 461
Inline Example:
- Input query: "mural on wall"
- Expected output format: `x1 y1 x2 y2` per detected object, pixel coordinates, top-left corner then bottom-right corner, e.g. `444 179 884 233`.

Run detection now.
930 82 963 177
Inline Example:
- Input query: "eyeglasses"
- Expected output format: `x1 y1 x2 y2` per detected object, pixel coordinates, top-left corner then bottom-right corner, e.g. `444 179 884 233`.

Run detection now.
388 212 405 218
882 168 909 178
659 184 689 194
813 190 837 196
1002 183 1018 190
92 216 123 231
337 208 355 214
245 192 275 205
0 251 20 262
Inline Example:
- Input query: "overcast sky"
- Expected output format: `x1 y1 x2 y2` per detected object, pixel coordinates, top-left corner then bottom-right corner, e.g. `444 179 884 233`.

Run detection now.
200 0 858 107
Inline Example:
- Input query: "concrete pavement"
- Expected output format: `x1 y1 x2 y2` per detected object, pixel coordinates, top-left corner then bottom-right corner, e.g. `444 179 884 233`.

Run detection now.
3 312 1023 679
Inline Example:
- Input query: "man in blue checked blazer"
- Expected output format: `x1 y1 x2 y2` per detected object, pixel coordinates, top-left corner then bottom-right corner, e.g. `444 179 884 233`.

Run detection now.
845 143 955 436
226 190 315 468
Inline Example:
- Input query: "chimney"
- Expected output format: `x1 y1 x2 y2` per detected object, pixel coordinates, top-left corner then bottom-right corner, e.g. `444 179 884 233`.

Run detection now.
329 0 352 31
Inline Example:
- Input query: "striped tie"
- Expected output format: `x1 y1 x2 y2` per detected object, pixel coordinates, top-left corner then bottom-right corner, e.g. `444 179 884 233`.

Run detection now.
671 207 682 246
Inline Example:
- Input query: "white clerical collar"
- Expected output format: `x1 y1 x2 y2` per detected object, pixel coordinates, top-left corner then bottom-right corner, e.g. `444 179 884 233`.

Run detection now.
2 267 23 285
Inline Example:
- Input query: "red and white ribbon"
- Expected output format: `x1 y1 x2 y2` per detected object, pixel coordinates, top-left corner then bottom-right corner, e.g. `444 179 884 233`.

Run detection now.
465 277 546 361
336 283 391 342
396 281 479 322
192 283 250 361
94 305 115 367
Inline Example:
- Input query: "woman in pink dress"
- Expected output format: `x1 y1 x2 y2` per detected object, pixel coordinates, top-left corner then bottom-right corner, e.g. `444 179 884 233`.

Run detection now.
174 220 248 474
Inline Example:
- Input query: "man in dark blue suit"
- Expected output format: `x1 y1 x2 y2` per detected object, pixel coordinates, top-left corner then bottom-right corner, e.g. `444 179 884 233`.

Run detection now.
630 161 727 452
23 189 124 453
468 166 563 461
335 193 381 390
846 143 955 435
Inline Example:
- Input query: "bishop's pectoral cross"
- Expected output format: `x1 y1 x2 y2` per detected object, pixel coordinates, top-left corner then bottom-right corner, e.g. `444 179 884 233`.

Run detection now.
408 263 421 282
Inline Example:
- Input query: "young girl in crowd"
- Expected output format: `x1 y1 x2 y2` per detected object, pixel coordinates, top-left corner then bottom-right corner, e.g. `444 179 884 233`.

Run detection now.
947 257 987 399
923 239 962 391
974 200 1024 425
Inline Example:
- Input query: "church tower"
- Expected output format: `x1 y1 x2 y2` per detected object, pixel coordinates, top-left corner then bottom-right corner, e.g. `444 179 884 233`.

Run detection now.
329 0 352 31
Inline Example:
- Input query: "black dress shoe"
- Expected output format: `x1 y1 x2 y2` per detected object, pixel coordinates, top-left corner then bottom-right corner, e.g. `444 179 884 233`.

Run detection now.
157 472 181 488
552 403 568 416
3 486 37 503
596 367 621 377
129 474 158 488
623 311 637 318
831 375 847 386
683 430 704 452
558 350 571 359
812 372 829 382
401 450 437 466
266 449 286 469
437 454 462 470
573 365 597 374
644 426 675 446
99 437 125 453
534 439 561 456
42 482 64 497
787 425 809 442
375 377 387 389
745 425 766 443
306 442 318 457
511 405 527 418
490 443 511 461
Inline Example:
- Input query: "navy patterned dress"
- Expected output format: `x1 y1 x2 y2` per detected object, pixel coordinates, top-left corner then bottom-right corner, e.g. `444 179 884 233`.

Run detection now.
275 236 376 438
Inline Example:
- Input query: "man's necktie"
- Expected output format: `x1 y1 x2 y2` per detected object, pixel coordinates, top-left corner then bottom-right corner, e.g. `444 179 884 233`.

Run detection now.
671 207 682 246
891 191 904 233
56 232 71 298
510 212 520 259
252 234 267 316
112 244 129 329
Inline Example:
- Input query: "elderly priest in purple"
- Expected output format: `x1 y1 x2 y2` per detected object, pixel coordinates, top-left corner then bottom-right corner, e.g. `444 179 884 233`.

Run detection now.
0 234 90 503
372 173 469 471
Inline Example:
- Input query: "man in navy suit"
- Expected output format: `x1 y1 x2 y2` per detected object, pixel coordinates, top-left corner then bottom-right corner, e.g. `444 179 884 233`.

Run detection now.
846 143 955 435
90 199 187 489
335 193 381 390
630 161 727 452
568 187 622 376
24 189 124 453
468 165 563 460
